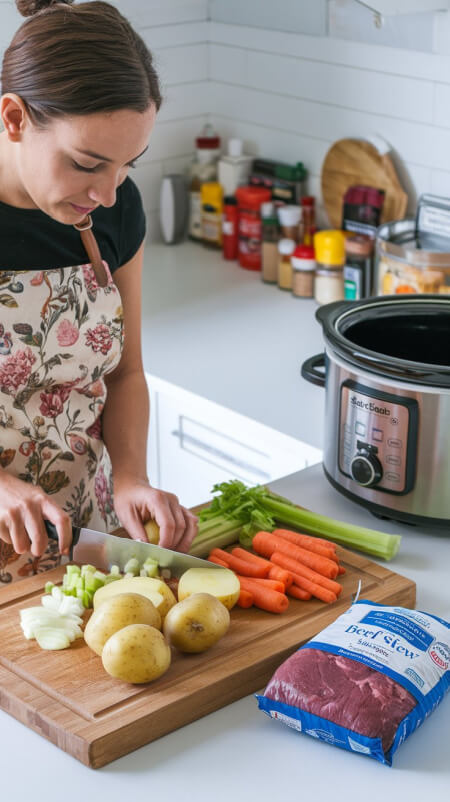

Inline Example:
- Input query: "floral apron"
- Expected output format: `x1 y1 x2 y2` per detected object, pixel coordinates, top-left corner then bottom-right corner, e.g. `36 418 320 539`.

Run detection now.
0 223 124 584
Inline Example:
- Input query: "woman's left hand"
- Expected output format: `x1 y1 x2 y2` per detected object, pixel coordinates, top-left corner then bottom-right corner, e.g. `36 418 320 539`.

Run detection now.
113 477 198 553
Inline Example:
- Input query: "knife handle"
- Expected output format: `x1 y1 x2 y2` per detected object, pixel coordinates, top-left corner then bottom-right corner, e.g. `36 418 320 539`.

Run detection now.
44 520 79 553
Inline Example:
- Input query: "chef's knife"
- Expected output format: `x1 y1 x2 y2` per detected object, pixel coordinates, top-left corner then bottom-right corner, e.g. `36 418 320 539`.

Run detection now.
44 521 220 579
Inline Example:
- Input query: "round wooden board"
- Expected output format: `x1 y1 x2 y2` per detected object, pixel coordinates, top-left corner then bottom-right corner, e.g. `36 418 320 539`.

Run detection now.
321 138 408 229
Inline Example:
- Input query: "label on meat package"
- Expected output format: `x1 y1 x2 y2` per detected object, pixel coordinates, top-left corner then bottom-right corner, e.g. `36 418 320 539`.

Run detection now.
305 601 450 707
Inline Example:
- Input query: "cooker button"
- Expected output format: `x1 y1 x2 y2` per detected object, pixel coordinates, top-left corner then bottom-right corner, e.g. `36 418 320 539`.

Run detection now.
372 428 383 442
386 472 400 482
355 421 366 436
350 454 383 487
386 455 401 466
387 438 402 448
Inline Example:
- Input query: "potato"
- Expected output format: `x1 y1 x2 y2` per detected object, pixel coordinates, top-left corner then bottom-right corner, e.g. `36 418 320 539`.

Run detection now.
177 567 240 610
84 593 161 656
93 576 176 620
163 593 230 653
144 519 160 544
102 624 171 684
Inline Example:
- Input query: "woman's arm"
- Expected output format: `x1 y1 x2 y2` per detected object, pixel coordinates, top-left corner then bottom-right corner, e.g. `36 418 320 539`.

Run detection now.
103 243 197 551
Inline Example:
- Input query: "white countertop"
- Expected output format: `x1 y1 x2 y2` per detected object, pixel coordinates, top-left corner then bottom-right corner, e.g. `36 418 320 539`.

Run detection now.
140 241 325 449
1 465 449 797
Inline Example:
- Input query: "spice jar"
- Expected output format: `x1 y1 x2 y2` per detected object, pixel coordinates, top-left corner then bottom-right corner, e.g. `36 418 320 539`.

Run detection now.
201 182 223 248
301 196 316 245
313 230 345 305
344 234 374 299
262 216 280 283
235 186 272 270
277 205 301 240
291 245 316 298
278 238 296 290
222 195 238 260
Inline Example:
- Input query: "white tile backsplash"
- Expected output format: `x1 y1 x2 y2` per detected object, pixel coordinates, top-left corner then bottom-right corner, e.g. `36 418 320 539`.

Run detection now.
2 1 450 237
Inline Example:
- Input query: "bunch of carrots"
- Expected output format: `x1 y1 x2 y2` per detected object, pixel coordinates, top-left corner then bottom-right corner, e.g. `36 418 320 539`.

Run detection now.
208 528 346 614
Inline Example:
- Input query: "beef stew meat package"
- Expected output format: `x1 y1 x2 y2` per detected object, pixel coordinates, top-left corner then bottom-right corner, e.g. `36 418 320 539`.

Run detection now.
256 601 450 765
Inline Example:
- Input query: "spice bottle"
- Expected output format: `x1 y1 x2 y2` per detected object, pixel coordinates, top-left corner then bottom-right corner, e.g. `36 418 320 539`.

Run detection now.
222 196 238 260
188 124 221 241
301 196 316 246
235 185 272 270
277 205 301 241
278 238 296 290
313 230 345 305
261 216 280 283
218 138 252 196
344 234 374 299
201 182 223 248
291 245 316 298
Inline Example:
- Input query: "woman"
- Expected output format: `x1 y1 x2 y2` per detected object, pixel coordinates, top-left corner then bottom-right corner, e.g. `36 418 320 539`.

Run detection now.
0 0 198 583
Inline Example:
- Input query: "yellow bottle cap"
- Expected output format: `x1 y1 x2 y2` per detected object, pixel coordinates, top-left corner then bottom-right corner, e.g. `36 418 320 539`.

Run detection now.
314 230 346 266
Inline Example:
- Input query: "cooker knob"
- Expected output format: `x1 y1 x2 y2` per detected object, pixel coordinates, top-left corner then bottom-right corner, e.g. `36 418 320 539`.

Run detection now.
350 453 383 487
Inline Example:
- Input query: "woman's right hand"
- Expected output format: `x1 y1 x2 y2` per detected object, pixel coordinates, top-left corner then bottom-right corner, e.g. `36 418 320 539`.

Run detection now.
0 471 72 557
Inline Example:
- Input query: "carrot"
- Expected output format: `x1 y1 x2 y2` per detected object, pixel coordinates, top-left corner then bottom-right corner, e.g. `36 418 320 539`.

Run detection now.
231 547 272 570
287 584 312 601
252 531 339 580
237 575 289 614
268 565 294 589
338 565 346 575
209 548 270 578
208 555 229 567
273 528 337 550
272 529 338 562
237 589 253 608
288 574 337 604
231 546 294 588
270 551 342 596
238 576 286 593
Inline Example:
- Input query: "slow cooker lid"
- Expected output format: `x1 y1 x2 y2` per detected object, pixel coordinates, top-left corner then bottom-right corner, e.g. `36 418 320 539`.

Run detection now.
317 296 450 387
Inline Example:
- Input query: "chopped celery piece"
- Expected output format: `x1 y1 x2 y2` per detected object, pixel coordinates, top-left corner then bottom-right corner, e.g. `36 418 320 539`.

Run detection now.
110 565 120 575
65 564 81 577
44 581 54 594
143 563 159 577
123 558 140 576
104 573 121 584
80 564 96 577
84 571 105 593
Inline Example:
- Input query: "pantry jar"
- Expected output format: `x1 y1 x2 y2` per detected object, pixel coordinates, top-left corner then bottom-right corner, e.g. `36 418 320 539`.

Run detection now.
278 238 296 290
344 234 374 299
262 215 280 283
277 205 301 240
313 230 345 305
291 244 316 298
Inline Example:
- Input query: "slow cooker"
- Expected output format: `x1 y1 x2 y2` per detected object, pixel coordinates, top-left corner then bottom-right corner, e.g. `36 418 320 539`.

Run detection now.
301 295 450 527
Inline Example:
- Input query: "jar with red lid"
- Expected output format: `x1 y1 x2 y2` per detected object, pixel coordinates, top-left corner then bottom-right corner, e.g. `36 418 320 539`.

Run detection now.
291 244 316 298
235 186 272 270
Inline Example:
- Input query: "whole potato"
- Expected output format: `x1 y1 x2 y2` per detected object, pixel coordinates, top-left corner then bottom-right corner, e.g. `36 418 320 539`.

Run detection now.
102 624 171 684
163 593 230 653
84 593 161 656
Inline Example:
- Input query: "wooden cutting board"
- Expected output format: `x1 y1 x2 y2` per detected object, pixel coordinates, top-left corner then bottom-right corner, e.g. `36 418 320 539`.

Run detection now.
0 544 415 768
321 138 408 229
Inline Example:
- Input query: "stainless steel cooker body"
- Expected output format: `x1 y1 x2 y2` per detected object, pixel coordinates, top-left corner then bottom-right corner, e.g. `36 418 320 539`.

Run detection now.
302 296 450 527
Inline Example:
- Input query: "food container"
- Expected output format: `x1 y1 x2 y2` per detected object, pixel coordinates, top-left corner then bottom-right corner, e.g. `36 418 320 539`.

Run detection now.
236 185 272 270
313 230 346 305
277 238 296 290
291 245 316 298
375 196 450 296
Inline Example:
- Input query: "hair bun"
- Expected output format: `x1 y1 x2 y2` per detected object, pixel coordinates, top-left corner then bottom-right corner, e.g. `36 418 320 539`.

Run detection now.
16 0 74 18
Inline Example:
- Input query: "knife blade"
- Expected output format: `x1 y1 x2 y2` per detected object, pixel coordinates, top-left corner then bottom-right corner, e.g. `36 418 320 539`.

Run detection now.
44 521 221 579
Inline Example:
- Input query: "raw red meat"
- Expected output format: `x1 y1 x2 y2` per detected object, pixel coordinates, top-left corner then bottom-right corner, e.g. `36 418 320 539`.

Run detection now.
264 648 416 752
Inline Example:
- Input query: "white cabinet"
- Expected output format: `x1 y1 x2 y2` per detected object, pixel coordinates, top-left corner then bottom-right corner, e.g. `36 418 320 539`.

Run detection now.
146 375 322 508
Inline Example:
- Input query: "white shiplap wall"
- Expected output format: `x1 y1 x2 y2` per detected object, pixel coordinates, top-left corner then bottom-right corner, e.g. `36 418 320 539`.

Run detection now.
207 20 450 225
0 0 211 239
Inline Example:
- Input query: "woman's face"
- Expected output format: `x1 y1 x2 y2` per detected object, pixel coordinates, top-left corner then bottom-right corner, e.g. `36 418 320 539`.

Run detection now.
11 104 156 224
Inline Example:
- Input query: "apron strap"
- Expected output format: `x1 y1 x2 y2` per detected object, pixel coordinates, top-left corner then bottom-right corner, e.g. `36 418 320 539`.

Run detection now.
74 215 108 287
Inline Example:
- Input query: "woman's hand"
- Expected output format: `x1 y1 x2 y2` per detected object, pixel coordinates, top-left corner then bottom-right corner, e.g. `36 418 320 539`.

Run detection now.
0 471 72 557
113 476 198 553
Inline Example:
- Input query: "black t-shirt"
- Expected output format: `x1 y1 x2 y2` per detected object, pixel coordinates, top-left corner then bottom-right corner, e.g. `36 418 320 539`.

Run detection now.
0 177 146 273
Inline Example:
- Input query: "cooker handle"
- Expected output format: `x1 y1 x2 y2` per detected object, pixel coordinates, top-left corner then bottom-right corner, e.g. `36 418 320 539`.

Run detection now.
301 353 326 387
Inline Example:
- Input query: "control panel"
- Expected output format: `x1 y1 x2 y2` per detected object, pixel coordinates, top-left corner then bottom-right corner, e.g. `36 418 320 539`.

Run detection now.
338 381 418 495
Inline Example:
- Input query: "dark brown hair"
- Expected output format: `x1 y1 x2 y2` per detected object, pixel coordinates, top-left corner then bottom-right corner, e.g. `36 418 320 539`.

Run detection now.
1 0 162 125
